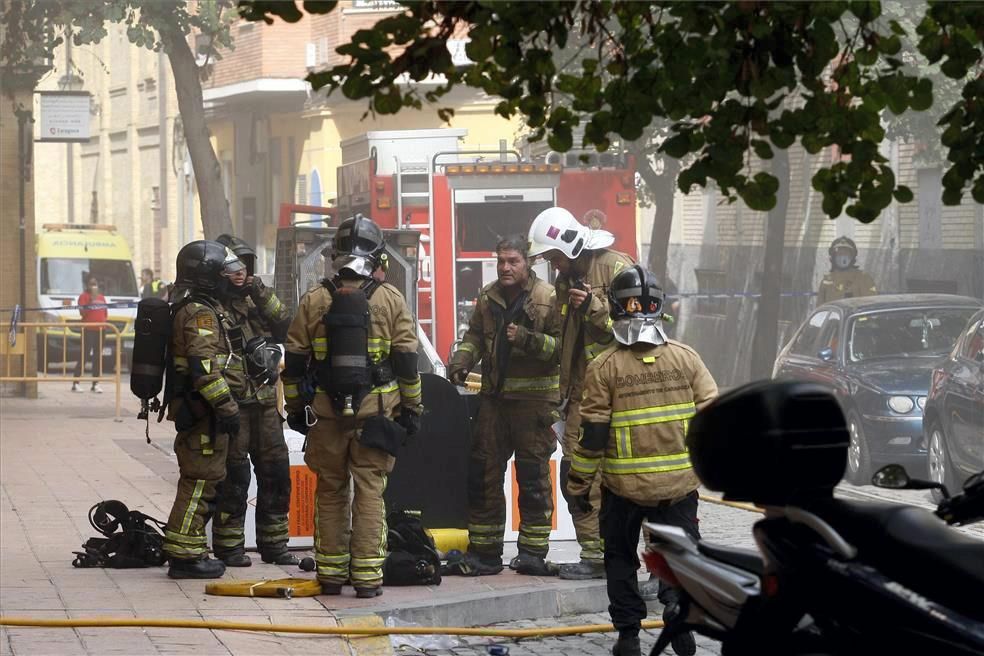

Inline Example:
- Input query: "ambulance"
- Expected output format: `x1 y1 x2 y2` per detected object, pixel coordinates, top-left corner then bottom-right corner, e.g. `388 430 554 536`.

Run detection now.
36 224 140 369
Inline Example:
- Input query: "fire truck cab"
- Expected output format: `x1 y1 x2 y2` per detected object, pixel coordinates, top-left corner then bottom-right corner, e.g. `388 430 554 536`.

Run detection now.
332 128 638 363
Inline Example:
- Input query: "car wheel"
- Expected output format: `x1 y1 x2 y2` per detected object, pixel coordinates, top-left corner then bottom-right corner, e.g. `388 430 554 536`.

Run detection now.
845 412 872 486
927 422 956 503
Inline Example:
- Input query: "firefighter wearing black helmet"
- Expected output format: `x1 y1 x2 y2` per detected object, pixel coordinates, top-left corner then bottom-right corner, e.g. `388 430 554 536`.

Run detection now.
210 234 295 567
161 240 249 579
565 265 717 656
818 236 877 304
282 214 422 598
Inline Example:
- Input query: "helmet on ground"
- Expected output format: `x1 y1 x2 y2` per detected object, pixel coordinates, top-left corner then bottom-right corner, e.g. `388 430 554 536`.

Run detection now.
528 207 615 260
333 213 385 278
216 234 257 276
175 240 244 295
828 236 858 270
608 264 668 346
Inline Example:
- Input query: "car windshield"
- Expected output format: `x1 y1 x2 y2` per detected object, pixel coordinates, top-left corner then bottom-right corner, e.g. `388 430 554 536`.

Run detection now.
41 258 139 297
848 307 977 362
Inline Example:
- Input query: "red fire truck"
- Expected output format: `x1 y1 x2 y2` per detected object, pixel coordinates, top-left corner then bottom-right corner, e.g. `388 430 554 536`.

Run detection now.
276 128 637 366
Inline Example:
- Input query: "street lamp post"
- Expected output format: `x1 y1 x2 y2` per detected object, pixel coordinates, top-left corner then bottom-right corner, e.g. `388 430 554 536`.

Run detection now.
58 41 84 224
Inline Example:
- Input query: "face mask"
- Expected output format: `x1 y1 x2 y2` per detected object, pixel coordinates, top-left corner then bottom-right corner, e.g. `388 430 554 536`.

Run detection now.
833 254 853 269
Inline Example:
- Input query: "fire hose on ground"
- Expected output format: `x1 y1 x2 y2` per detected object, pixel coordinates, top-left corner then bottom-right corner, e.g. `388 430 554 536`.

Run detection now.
0 496 760 638
0 616 664 638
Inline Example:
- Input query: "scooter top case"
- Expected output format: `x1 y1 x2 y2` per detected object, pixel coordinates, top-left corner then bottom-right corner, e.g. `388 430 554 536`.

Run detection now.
384 373 478 529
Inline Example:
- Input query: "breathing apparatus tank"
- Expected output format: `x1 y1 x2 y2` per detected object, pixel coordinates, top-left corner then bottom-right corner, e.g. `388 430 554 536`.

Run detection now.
318 280 373 416
130 297 172 436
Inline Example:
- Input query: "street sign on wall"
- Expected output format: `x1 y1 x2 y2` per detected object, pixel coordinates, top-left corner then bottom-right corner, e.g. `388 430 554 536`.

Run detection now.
36 91 91 142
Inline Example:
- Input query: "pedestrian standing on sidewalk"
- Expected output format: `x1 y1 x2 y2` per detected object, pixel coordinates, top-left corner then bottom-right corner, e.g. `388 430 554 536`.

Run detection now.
527 207 635 580
210 234 296 567
446 235 561 577
72 276 107 393
565 265 717 656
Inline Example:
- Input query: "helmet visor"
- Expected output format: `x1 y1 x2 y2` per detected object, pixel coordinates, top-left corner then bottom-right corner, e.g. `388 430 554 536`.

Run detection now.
222 258 246 274
333 254 375 278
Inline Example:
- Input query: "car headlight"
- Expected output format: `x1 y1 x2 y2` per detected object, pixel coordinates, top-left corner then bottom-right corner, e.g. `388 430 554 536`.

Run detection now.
888 396 915 414
917 396 927 410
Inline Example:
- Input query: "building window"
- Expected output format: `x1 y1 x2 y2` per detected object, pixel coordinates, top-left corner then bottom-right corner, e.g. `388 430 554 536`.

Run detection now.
295 174 307 205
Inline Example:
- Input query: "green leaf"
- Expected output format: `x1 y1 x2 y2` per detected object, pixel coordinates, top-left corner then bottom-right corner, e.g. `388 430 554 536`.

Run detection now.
941 186 963 206
661 133 691 159
738 178 778 211
892 185 914 203
751 139 774 160
910 78 933 111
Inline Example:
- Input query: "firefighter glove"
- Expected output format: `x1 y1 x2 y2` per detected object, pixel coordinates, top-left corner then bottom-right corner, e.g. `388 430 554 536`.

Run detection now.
506 323 530 348
448 367 468 386
397 405 423 436
248 276 266 301
286 412 309 436
217 411 241 438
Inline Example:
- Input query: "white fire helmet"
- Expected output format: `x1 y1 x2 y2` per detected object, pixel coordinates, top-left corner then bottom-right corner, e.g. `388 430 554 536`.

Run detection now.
527 207 615 260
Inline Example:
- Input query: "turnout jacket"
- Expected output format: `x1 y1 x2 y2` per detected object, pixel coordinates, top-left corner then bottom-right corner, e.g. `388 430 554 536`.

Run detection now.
282 280 421 420
224 282 292 406
817 269 877 304
555 248 634 403
568 340 718 505
448 272 561 402
167 295 240 422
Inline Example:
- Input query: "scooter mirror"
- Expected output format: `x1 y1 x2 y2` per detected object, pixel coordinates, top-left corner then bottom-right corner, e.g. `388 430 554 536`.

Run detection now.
871 464 910 489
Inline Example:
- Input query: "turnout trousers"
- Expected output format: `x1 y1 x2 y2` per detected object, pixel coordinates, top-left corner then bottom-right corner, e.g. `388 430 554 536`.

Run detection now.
600 488 700 637
560 399 604 563
212 403 291 559
163 416 230 560
468 397 556 559
304 415 394 590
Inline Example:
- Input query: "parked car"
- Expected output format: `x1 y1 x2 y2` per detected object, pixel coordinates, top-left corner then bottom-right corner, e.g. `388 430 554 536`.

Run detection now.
923 308 984 498
772 294 982 485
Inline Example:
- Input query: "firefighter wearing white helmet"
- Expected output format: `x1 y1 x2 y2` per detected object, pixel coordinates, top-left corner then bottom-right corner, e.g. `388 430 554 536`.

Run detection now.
527 206 634 580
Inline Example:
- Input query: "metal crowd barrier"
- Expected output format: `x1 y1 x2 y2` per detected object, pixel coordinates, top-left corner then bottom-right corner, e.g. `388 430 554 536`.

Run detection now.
1 321 123 421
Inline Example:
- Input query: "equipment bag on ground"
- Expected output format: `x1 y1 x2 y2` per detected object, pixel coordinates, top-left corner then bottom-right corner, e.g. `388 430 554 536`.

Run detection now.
383 510 442 586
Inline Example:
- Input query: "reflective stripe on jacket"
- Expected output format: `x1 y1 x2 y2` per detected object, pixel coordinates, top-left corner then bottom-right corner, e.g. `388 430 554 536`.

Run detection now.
569 340 718 505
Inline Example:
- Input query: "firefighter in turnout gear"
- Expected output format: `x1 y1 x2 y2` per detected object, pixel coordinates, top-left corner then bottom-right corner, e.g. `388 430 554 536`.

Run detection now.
447 235 561 577
817 236 878 304
162 240 250 579
210 234 295 567
566 265 718 656
528 206 634 580
282 214 422 598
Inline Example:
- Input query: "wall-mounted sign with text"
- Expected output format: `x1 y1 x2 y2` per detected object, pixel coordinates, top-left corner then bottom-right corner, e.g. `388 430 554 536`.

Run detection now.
36 91 91 143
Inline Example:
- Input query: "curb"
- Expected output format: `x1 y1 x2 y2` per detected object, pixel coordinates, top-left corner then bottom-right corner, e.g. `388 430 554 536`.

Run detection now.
333 579 610 627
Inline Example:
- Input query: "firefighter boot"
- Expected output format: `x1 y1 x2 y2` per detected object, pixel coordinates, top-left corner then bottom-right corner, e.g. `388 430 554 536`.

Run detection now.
612 633 641 656
320 583 342 596
355 587 383 599
558 559 606 580
261 550 299 566
167 557 226 579
509 553 559 577
219 551 253 567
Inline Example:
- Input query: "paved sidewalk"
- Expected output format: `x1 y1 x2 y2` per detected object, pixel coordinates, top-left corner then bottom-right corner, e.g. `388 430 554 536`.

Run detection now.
0 383 760 655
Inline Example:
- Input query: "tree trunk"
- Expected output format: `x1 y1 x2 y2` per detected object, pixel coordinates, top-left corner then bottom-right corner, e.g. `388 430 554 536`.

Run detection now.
750 149 791 380
638 156 680 285
161 30 232 239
